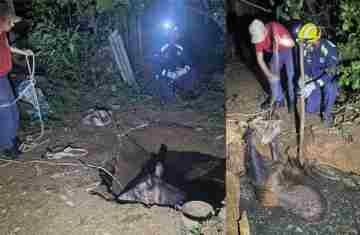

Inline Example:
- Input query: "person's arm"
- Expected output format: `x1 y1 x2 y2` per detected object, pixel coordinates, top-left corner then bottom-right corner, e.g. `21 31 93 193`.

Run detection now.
320 40 338 84
10 47 34 56
271 22 294 48
276 34 294 48
256 51 277 80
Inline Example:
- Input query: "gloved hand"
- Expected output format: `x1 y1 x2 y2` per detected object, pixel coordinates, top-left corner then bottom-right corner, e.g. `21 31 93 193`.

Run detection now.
302 82 317 98
317 79 325 87
167 71 177 79
298 75 311 88
176 68 187 77
176 65 191 77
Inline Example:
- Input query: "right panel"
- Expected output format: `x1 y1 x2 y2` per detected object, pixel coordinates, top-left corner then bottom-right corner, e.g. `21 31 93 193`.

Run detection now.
225 0 360 234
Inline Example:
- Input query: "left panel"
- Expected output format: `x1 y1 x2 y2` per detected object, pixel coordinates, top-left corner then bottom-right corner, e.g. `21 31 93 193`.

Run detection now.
0 0 226 235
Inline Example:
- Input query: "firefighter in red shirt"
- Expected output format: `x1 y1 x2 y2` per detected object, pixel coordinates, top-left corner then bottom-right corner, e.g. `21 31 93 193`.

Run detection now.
249 19 295 113
0 3 33 158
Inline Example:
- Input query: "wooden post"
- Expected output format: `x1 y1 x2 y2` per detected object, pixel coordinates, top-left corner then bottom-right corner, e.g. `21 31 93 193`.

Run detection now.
226 118 246 235
298 42 306 162
109 30 138 88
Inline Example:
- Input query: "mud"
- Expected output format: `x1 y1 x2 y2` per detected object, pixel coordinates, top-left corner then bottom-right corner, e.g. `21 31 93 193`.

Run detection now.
226 59 360 234
0 100 225 235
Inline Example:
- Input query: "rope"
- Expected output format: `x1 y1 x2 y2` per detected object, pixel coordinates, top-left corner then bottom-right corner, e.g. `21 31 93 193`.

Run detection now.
0 81 34 108
19 55 50 152
0 54 49 153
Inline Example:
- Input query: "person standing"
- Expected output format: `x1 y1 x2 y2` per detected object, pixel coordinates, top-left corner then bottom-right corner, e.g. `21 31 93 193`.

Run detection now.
156 23 193 103
0 3 33 158
249 19 296 113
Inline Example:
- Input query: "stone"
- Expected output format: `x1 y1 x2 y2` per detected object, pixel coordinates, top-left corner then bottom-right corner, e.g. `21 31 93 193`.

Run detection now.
181 201 214 220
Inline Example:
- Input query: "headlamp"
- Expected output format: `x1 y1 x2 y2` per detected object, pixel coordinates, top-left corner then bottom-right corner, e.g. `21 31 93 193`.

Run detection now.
162 20 173 30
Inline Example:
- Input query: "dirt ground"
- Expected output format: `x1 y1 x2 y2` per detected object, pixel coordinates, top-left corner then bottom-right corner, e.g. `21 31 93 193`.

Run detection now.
226 59 360 235
0 91 225 235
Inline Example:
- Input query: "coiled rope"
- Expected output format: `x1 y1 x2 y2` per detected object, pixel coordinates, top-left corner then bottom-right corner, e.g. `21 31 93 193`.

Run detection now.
0 54 49 152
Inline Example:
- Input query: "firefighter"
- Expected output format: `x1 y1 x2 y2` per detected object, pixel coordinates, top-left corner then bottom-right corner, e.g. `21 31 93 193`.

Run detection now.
295 23 339 127
155 23 193 103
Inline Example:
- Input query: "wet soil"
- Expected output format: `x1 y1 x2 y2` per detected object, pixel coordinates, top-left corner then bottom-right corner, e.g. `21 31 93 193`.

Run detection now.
226 59 360 235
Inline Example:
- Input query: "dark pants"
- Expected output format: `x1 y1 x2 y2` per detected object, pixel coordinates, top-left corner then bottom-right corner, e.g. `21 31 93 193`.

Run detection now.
0 74 19 150
174 69 197 93
269 49 295 104
305 75 338 120
153 69 197 103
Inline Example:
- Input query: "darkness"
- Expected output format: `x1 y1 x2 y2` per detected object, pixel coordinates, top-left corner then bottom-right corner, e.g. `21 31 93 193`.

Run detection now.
226 11 273 66
121 149 226 209
159 150 225 209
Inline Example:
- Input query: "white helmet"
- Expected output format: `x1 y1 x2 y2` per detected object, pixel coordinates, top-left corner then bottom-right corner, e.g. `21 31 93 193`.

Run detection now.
249 19 266 44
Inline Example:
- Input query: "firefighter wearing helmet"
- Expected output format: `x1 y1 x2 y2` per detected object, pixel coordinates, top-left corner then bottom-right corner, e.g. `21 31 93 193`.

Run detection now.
154 22 193 103
296 23 339 127
249 19 296 113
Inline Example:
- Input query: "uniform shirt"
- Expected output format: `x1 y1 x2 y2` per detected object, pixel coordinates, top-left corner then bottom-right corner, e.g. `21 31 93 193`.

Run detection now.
255 22 293 53
0 32 12 76
304 39 337 83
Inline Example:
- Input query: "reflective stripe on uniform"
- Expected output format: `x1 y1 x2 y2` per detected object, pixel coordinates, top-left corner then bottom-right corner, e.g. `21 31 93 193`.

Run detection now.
174 44 183 51
161 44 170 53
327 40 336 47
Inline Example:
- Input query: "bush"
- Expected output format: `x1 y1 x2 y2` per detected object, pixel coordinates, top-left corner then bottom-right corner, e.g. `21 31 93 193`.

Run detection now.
273 0 360 90
29 23 82 82
337 0 360 89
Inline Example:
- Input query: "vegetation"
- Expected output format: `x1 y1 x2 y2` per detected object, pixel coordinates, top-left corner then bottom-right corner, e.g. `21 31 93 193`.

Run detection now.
271 0 359 90
337 0 360 89
30 0 127 83
29 0 139 115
